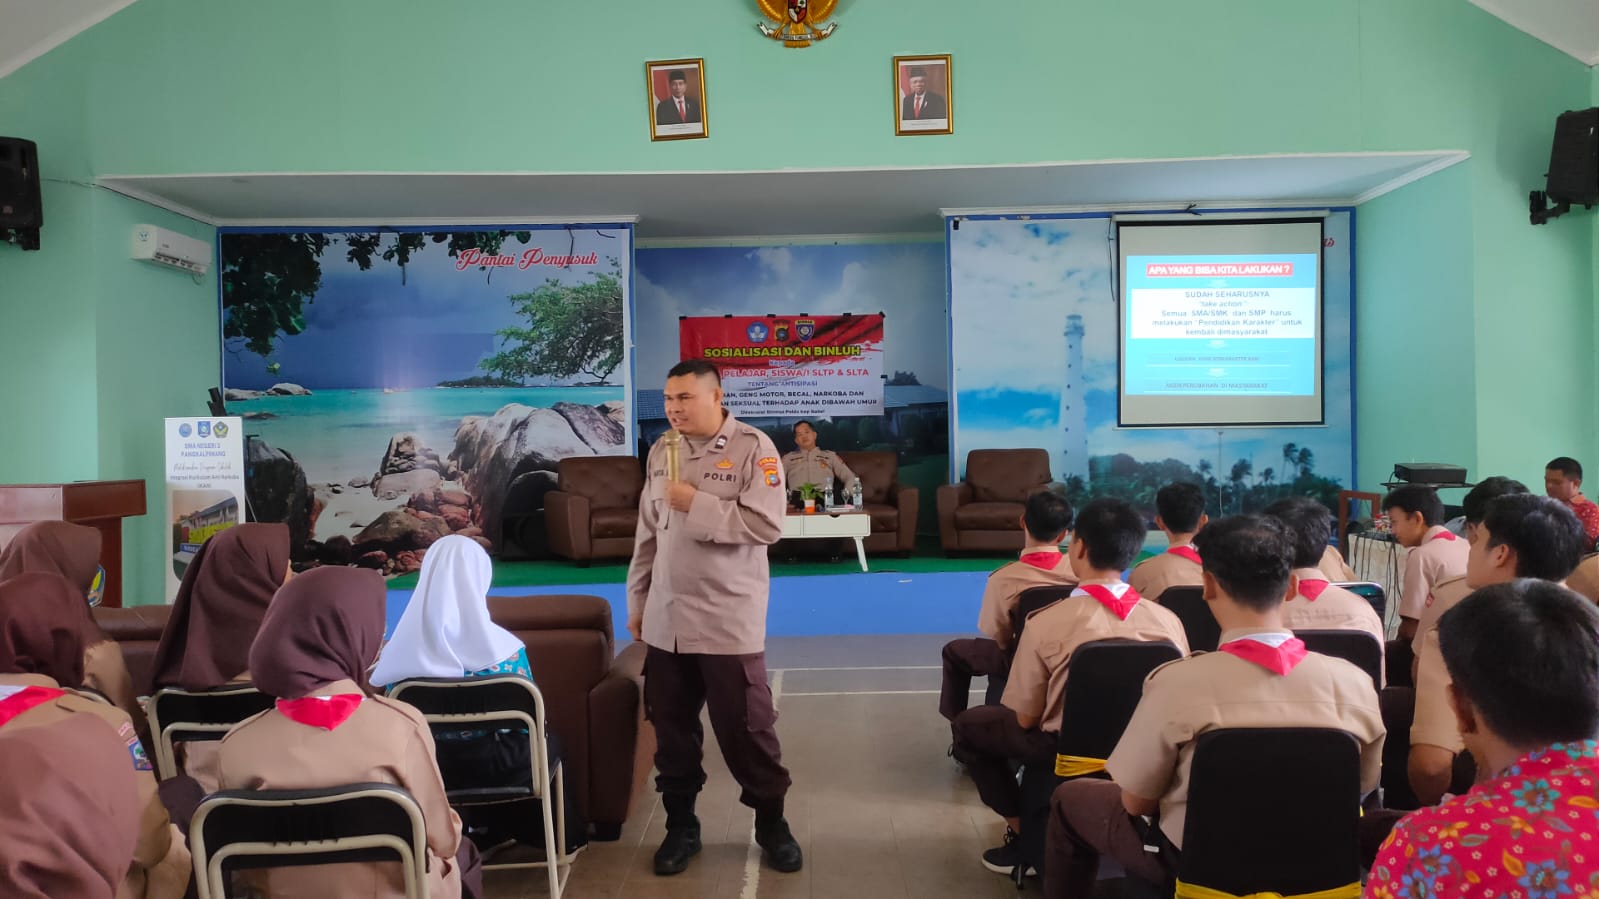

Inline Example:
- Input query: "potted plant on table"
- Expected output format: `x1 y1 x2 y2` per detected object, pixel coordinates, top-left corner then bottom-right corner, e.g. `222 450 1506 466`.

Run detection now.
797 483 821 514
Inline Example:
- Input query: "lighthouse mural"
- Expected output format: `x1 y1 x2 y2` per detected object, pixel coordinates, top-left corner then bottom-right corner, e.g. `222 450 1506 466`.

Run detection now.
1060 313 1089 483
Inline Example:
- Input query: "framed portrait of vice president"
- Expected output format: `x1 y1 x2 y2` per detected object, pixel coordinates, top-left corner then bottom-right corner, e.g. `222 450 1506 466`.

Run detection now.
894 55 952 136
647 58 708 141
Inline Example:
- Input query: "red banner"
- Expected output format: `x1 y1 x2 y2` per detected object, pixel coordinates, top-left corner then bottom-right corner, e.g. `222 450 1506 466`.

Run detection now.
679 314 885 417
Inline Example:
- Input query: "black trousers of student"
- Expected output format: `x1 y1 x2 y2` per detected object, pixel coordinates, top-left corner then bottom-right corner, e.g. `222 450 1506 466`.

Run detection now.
950 704 1056 819
644 646 792 812
940 637 1009 721
1044 779 1173 899
435 727 588 852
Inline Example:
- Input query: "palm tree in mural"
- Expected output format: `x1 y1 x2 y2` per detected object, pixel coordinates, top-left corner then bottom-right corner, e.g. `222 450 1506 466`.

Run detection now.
1260 467 1276 492
1296 448 1315 484
1229 459 1253 513
1282 443 1300 482
1197 459 1217 514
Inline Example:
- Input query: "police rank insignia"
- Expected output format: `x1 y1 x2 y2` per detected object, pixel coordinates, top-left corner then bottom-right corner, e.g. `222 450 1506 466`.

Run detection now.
716 458 734 469
757 0 838 47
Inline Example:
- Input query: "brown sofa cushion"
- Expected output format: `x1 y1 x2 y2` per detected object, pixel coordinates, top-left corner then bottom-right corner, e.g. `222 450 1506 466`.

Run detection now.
954 501 1025 531
559 456 644 510
967 449 1052 503
589 507 638 539
863 503 899 534
838 451 897 505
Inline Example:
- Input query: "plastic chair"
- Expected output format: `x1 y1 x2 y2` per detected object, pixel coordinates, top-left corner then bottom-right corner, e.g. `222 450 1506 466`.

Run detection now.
190 783 428 899
146 684 275 781
1294 628 1384 691
1014 639 1184 884
388 676 571 897
1007 585 1076 661
1155 586 1220 653
1336 581 1387 623
1177 728 1362 897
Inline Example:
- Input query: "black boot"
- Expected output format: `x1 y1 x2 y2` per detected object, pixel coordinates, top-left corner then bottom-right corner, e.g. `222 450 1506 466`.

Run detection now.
653 793 702 876
755 804 803 873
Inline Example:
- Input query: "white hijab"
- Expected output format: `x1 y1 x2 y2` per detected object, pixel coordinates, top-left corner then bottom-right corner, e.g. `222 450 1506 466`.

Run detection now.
371 535 526 685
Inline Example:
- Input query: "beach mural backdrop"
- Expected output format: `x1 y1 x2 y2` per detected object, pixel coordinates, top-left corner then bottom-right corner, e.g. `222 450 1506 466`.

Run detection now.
949 211 1354 517
220 225 633 573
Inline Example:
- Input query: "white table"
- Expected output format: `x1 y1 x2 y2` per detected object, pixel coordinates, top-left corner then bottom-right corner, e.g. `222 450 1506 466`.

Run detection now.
781 510 872 572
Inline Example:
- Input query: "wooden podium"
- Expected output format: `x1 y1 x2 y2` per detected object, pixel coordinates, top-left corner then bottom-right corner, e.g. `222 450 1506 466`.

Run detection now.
0 480 147 607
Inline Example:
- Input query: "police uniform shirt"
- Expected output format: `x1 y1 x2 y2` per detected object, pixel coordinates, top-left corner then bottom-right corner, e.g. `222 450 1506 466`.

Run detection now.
780 448 857 494
1105 630 1384 848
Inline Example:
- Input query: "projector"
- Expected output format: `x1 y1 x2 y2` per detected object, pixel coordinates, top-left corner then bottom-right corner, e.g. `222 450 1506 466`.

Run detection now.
1392 463 1468 485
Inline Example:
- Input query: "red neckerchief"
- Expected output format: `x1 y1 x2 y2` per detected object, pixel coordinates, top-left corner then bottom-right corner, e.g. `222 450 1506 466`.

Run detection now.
1079 583 1141 620
275 694 364 731
1167 545 1201 565
0 686 67 727
1298 578 1331 601
1219 634 1308 675
1019 551 1063 571
1429 530 1459 542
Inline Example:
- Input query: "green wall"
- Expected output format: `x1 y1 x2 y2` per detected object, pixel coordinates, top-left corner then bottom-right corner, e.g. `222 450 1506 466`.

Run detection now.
1 0 1595 601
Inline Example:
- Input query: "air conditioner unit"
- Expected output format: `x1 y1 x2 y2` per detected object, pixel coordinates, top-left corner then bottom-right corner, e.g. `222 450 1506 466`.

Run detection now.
131 224 211 274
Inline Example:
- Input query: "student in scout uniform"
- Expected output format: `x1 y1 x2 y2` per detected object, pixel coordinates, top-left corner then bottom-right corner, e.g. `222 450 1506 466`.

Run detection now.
951 497 1189 879
1042 515 1384 899
148 523 292 792
1406 493 1586 807
0 714 146 899
940 491 1077 721
1265 496 1386 659
1545 456 1599 549
0 572 191 899
626 360 801 876
780 420 857 503
217 566 481 899
1127 482 1207 601
1567 551 1599 603
1368 581 1599 896
0 521 144 741
1384 485 1470 642
1318 543 1358 581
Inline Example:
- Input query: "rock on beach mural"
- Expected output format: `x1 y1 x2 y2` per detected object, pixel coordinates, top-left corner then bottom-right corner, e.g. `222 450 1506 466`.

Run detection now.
220 226 633 575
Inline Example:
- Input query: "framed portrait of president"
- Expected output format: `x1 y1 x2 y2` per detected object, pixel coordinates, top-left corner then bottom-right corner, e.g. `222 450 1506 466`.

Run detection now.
894 55 952 136
647 58 709 141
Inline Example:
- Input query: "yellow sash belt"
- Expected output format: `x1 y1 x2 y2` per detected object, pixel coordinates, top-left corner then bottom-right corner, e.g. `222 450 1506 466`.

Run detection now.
1054 754 1107 777
1174 880 1361 899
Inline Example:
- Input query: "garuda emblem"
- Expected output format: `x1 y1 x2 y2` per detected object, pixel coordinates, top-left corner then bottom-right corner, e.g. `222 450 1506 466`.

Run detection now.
757 0 838 47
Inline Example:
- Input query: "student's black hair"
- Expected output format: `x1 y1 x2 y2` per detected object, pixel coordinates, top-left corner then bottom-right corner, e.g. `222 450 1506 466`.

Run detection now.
1461 476 1528 525
1071 497 1145 572
1023 492 1075 544
1547 457 1584 481
792 420 815 436
1155 483 1206 534
1191 515 1294 612
1262 496 1333 569
1481 494 1587 581
1440 580 1599 747
667 359 720 384
1382 484 1445 527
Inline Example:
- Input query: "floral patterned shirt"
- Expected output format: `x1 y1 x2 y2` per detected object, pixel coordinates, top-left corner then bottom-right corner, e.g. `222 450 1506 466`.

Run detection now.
1367 740 1599 899
470 647 532 680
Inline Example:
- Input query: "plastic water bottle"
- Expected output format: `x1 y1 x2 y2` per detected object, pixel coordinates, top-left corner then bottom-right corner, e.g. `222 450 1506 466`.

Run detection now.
850 478 863 509
823 473 834 508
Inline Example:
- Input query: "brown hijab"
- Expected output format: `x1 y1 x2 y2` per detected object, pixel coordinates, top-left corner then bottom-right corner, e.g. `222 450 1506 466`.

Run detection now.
0 521 103 594
250 566 386 699
0 714 143 899
0 573 98 687
150 523 291 690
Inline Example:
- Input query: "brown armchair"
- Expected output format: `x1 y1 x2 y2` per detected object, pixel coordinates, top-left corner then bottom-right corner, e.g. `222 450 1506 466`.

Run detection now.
937 449 1054 553
837 451 918 554
487 594 646 842
545 456 643 564
93 604 172 697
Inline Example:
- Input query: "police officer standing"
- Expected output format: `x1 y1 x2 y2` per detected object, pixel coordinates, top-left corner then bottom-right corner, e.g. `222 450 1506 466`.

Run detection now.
626 360 802 876
782 420 857 503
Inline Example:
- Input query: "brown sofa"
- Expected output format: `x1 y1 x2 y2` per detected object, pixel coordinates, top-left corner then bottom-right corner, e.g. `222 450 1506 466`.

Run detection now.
936 449 1054 553
545 456 643 564
837 450 918 554
94 593 648 842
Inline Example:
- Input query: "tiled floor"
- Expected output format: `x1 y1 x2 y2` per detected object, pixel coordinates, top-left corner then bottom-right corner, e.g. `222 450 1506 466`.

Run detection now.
483 634 1044 898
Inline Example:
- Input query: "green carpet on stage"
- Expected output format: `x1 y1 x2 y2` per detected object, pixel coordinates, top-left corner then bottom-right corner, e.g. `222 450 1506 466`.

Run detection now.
386 538 1159 590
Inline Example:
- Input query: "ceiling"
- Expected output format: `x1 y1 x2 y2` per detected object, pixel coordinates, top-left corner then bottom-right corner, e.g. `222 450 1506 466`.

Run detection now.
1467 0 1599 65
0 0 135 79
99 152 1467 240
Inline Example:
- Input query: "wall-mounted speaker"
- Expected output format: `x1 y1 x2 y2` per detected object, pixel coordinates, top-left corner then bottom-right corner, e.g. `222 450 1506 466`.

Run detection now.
1546 108 1598 208
0 137 42 250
